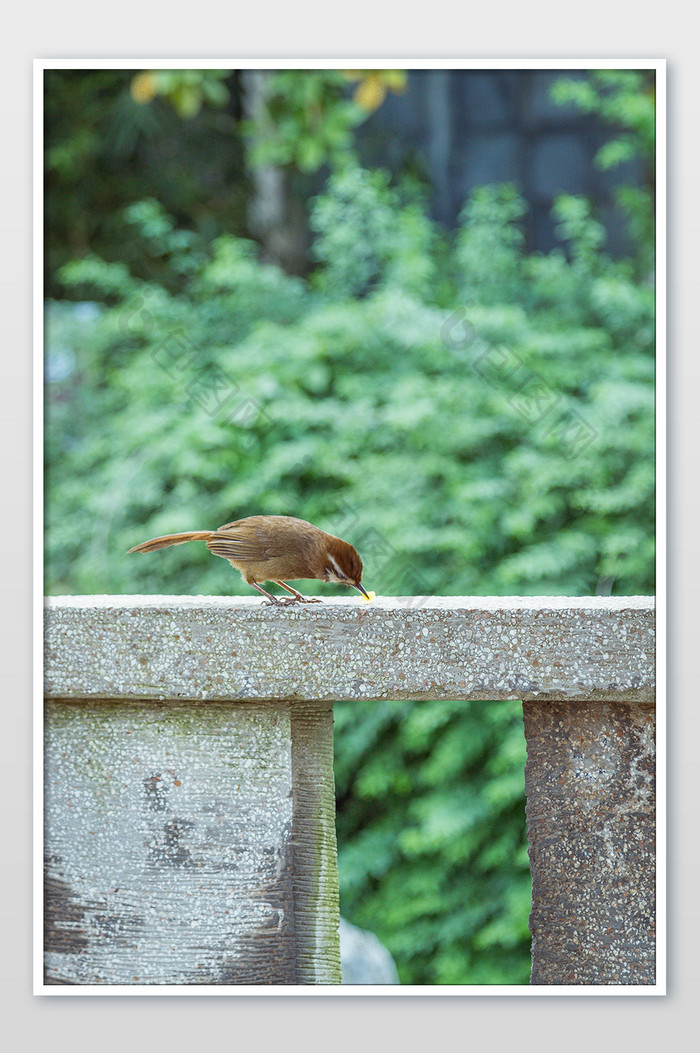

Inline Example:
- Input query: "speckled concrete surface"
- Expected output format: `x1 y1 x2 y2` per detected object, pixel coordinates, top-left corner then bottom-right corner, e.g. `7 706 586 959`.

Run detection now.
44 595 655 703
44 699 341 986
524 700 656 985
43 595 656 987
45 701 296 984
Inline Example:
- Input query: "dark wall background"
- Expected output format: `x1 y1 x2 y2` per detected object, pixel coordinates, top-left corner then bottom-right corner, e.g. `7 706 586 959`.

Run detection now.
358 69 642 255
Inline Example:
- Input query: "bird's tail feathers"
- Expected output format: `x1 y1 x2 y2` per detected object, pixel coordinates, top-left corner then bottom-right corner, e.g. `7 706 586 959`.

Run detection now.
128 531 213 554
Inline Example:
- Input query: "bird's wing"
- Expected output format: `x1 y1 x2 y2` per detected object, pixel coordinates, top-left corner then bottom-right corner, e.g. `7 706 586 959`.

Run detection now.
208 519 301 562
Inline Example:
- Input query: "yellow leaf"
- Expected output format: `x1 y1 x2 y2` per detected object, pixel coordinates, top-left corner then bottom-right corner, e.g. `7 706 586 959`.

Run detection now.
354 75 387 113
381 70 407 92
130 72 158 104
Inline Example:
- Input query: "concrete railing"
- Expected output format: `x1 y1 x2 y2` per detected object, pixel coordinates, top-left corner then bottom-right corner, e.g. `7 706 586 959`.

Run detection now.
43 595 656 987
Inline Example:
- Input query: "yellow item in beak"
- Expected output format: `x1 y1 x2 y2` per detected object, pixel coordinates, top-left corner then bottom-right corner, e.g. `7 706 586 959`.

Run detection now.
361 590 376 603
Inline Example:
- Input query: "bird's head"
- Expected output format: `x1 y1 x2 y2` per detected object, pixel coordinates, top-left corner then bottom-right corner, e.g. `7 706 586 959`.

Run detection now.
323 537 371 599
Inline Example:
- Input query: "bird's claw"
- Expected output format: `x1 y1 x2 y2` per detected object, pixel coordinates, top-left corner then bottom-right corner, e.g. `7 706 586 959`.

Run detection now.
262 595 323 606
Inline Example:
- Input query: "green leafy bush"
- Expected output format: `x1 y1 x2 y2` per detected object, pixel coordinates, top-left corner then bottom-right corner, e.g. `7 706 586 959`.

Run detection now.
550 69 656 268
335 698 531 984
45 167 654 983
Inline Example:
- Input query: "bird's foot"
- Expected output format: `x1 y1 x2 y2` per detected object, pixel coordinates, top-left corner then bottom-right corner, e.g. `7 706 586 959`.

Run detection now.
260 588 322 606
273 581 323 604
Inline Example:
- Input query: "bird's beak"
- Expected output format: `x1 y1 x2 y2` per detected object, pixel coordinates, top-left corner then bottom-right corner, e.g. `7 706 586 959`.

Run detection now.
354 582 371 600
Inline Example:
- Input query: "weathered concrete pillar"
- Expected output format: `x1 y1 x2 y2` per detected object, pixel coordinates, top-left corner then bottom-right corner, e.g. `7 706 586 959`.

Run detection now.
523 700 656 985
44 698 340 985
43 595 655 988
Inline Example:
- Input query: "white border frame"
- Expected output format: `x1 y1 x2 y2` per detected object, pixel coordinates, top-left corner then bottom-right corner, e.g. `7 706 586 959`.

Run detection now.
33 57 666 996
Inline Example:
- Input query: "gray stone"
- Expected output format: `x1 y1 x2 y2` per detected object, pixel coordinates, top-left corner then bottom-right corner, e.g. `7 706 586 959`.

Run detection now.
44 595 654 705
44 698 340 986
43 595 656 988
339 918 400 985
523 700 656 985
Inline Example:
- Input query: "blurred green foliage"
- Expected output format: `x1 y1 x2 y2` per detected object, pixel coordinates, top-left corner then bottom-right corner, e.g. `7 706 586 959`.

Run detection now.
45 70 655 985
44 69 247 297
242 71 364 173
551 70 655 168
45 172 653 600
334 698 532 984
44 68 405 297
551 69 656 266
242 70 407 173
130 69 232 118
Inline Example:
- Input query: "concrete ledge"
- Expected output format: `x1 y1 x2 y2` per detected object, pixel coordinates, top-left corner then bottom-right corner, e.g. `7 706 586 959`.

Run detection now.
45 595 655 704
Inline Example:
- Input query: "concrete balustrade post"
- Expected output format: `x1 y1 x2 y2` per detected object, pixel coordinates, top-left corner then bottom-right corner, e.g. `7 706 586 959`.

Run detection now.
42 595 655 988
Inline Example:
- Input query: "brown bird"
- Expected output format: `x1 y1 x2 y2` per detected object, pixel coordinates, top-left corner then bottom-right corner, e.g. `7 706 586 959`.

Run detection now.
129 514 371 606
